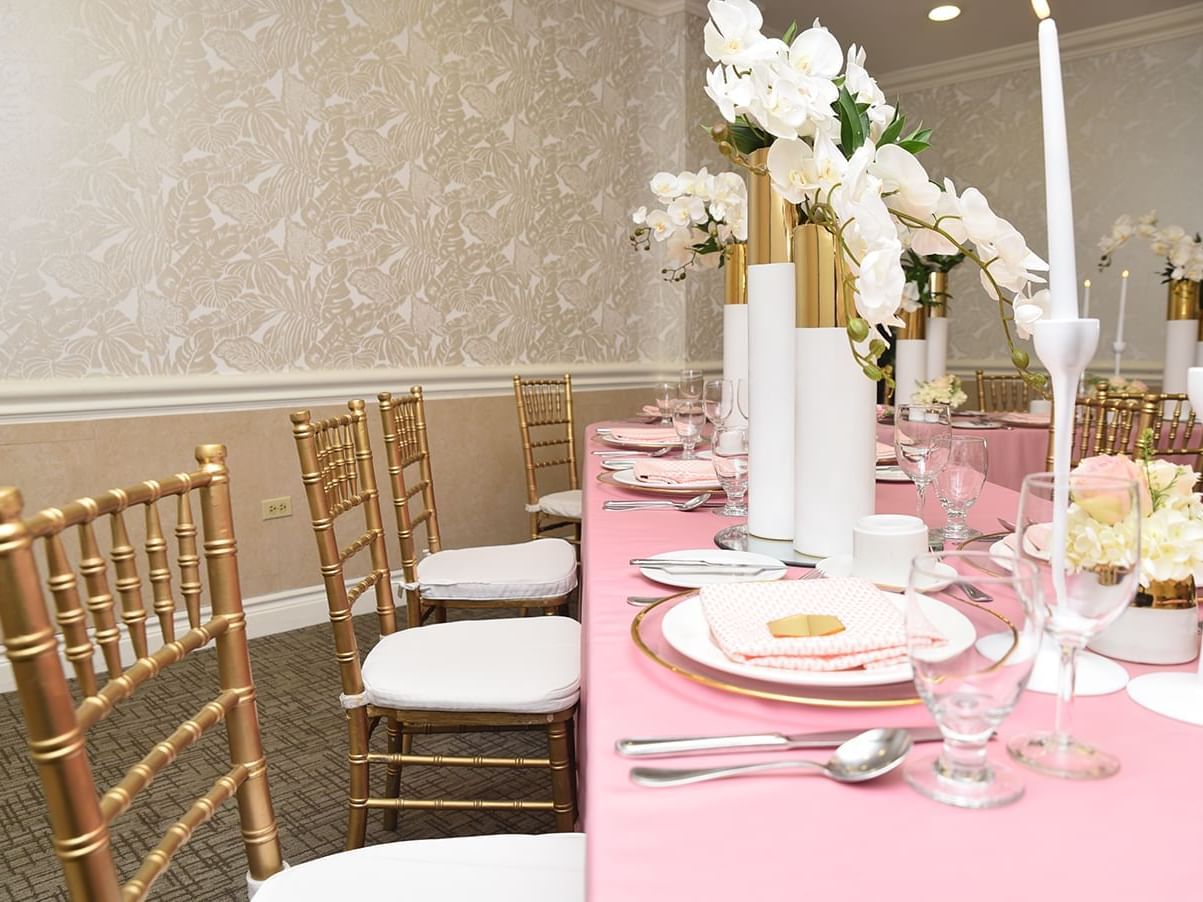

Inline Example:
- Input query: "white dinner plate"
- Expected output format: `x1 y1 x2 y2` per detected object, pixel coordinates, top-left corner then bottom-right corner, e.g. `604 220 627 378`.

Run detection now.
611 468 720 491
660 591 976 688
952 419 1004 430
599 432 684 449
600 458 638 471
815 555 957 592
875 465 910 482
637 549 787 589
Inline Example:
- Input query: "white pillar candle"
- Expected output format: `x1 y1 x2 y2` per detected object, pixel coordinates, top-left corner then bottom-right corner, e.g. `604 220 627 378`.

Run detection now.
1082 278 1091 318
1033 1 1078 320
893 339 927 407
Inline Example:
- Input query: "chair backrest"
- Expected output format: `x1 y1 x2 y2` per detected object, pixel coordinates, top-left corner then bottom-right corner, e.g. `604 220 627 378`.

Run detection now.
1139 392 1203 472
0 446 283 901
377 387 443 589
975 369 1034 412
1045 388 1148 469
512 374 579 508
290 400 398 700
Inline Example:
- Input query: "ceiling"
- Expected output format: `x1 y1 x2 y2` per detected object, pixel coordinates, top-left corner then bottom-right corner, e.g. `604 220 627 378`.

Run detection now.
754 0 1201 74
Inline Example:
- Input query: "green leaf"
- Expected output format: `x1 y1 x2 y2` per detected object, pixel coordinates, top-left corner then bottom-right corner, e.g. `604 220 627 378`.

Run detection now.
834 86 865 151
782 20 798 44
728 118 771 155
897 137 930 154
876 113 905 148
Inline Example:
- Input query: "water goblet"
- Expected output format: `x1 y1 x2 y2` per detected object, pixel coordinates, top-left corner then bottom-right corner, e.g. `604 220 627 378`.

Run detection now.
671 399 705 461
679 369 704 402
711 425 749 517
894 403 952 543
652 381 676 424
905 551 1044 808
934 435 988 541
1006 472 1141 780
702 379 735 428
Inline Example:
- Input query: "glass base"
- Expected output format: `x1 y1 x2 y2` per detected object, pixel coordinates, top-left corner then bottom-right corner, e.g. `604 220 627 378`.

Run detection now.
940 523 981 542
713 503 747 517
903 748 1025 809
1006 731 1121 780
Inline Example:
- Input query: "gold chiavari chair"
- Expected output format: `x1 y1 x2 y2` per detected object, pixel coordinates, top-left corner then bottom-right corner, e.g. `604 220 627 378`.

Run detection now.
1138 392 1203 472
378 386 578 624
0 446 285 900
1045 385 1147 469
513 374 581 543
975 369 1035 412
290 400 580 849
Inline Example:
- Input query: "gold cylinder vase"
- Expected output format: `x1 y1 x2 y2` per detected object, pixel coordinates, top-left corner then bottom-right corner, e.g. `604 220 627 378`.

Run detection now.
747 148 797 265
1167 279 1200 321
1135 575 1197 610
895 306 927 340
792 224 846 328
928 271 948 317
724 242 747 305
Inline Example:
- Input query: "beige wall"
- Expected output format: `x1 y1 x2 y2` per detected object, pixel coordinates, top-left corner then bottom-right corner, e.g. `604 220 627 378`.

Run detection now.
0 386 646 599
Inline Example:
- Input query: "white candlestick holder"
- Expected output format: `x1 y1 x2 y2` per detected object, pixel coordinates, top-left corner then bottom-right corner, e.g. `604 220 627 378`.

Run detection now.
1123 366 1203 726
1112 339 1126 379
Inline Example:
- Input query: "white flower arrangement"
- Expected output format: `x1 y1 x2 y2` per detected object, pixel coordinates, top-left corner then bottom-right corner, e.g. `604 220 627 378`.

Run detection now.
912 374 967 410
697 0 1048 384
630 168 748 281
1085 374 1148 397
1098 211 1203 283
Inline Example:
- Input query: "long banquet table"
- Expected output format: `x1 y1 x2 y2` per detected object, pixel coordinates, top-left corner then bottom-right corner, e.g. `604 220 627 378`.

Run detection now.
580 423 1198 900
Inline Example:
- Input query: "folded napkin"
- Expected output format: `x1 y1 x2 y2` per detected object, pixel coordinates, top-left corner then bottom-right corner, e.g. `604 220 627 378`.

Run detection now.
875 442 896 463
607 426 680 443
641 404 663 416
700 577 944 671
632 459 717 486
999 412 1050 426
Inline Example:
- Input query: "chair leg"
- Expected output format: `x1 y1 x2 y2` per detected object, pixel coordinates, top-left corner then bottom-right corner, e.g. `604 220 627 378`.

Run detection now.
546 718 577 832
382 718 403 831
346 709 370 850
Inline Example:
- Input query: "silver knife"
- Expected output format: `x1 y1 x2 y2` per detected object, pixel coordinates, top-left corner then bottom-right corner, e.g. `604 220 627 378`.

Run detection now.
629 558 778 567
615 726 945 758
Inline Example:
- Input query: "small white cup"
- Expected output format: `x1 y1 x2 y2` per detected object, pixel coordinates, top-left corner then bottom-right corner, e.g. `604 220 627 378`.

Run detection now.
1029 398 1052 416
852 514 928 588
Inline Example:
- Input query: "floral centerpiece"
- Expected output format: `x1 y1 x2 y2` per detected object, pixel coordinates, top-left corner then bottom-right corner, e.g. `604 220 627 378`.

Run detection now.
695 0 1050 386
1069 445 1203 600
630 168 748 281
912 374 967 410
1098 212 1203 283
1084 374 1148 398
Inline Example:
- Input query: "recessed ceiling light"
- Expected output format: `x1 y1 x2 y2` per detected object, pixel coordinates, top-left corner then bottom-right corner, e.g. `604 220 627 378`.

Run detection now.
928 5 961 22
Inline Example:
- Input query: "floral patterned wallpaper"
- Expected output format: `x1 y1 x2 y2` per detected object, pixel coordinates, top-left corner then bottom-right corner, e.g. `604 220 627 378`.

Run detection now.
893 32 1203 370
0 0 709 381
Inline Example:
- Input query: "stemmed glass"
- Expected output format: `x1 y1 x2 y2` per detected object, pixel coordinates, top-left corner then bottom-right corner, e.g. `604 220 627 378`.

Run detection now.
702 379 735 428
671 399 705 461
894 403 952 543
679 369 703 402
652 382 676 424
711 425 749 517
1007 472 1141 780
934 435 988 541
905 551 1044 808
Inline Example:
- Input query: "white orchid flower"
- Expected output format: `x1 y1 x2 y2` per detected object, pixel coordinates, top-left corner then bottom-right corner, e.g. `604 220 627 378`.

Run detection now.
664 228 695 266
743 63 809 140
908 180 968 256
704 0 777 67
871 144 940 219
631 206 647 226
843 44 886 107
854 239 907 327
787 23 842 79
957 187 1002 246
667 196 707 227
765 137 818 204
1013 288 1050 339
645 209 676 242
705 65 754 122
650 171 679 200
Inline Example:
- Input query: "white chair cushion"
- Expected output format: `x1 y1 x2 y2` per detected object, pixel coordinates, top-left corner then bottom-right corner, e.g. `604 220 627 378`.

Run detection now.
361 616 580 712
417 538 576 601
254 833 584 901
539 489 582 520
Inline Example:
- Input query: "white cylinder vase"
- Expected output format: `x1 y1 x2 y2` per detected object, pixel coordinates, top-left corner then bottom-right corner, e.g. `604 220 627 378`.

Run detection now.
792 225 875 557
892 307 927 406
925 273 949 379
722 243 749 428
1163 282 1199 410
747 262 795 539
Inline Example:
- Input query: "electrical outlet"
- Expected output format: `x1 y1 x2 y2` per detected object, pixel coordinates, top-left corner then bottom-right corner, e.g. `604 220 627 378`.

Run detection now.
261 496 292 520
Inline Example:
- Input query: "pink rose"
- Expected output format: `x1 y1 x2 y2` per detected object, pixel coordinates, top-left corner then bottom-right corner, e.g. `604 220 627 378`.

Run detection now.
1070 454 1151 524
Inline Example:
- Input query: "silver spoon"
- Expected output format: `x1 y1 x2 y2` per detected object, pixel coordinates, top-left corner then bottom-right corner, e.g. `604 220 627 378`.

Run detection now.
627 595 670 606
629 727 913 788
604 493 712 512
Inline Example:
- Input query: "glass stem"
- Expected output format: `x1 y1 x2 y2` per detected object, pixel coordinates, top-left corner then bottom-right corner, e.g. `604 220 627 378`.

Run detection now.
915 481 928 523
1053 641 1078 746
938 737 990 783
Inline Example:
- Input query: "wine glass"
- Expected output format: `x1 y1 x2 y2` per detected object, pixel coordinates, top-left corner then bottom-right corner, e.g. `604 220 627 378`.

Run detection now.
905 551 1044 808
735 378 749 420
671 399 705 461
652 381 675 424
1006 471 1141 780
934 435 988 541
711 425 749 517
894 403 952 543
702 379 735 428
679 368 704 401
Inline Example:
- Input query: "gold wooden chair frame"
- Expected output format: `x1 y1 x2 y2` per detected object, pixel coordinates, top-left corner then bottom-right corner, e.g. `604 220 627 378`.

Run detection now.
379 386 574 624
975 369 1035 412
1138 392 1203 472
513 374 581 543
0 446 283 900
291 400 578 849
1045 383 1147 469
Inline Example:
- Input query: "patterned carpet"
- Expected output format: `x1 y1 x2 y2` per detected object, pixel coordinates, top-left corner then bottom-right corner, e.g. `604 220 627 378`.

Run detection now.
0 612 563 901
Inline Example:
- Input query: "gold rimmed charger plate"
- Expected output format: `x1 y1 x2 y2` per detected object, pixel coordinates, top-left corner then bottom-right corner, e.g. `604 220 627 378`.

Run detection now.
596 470 720 496
629 591 923 708
957 531 1012 576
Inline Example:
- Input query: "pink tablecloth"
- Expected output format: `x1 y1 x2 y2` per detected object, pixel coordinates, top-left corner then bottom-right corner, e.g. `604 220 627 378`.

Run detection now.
581 423 1198 901
876 421 1048 492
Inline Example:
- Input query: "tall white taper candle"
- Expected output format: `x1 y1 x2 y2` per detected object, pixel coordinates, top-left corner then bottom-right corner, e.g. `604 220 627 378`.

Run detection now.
1082 278 1091 318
